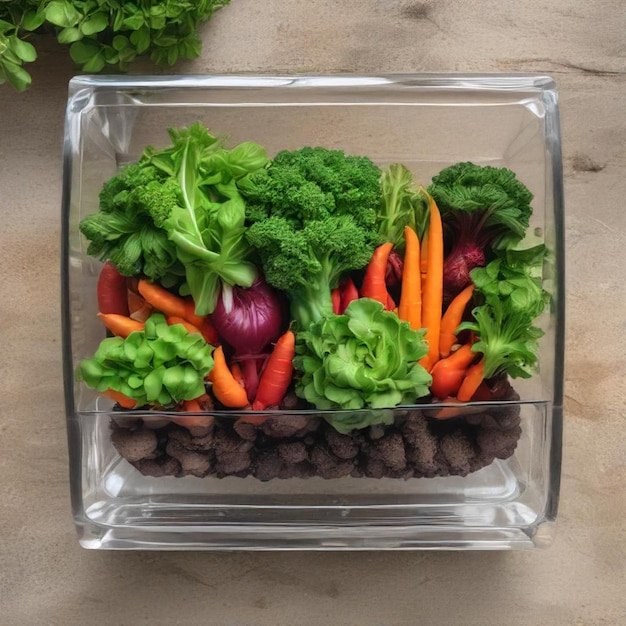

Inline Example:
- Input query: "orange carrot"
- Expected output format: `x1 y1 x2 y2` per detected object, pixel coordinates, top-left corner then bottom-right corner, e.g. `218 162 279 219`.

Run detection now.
97 312 145 338
429 343 477 399
137 279 205 328
439 284 475 358
398 225 422 330
420 229 429 292
167 316 203 335
456 357 486 402
230 363 246 389
340 277 359 313
360 242 394 308
104 388 136 409
210 345 249 408
252 330 295 411
419 195 444 372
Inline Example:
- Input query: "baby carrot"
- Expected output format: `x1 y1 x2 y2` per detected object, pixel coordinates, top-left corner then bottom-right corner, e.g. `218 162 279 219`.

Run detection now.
104 388 137 409
97 312 145 338
398 225 422 329
429 343 477 399
210 345 249 409
419 195 444 372
456 357 486 402
360 242 394 308
252 330 295 411
138 279 205 328
166 316 203 335
439 284 475 358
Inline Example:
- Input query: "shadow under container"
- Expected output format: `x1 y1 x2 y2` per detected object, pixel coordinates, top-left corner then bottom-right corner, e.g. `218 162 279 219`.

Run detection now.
62 74 565 550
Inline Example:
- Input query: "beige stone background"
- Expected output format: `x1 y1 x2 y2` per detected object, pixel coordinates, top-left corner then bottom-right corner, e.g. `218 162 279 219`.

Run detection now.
1 1 624 624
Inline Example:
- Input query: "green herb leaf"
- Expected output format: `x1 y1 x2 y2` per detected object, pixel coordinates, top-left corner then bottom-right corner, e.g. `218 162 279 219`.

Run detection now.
10 37 37 63
57 27 82 44
45 1 81 28
81 12 108 36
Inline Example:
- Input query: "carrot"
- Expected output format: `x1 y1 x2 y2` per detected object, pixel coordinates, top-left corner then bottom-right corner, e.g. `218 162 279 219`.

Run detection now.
398 225 422 329
331 287 341 314
97 312 145 338
439 284 475 358
360 242 394 308
104 388 136 409
386 293 397 311
210 345 249 408
420 229 429 292
137 279 205 328
429 343 477 399
340 277 359 313
167 316 203 335
419 195 444 372
252 330 295 411
456 357 486 402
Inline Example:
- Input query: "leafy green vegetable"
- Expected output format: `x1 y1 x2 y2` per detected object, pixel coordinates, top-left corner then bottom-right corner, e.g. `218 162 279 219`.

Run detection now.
77 313 214 407
469 245 550 319
458 297 544 380
427 161 534 296
294 299 432 431
241 147 383 328
79 162 186 287
80 123 269 314
0 0 230 91
377 163 428 247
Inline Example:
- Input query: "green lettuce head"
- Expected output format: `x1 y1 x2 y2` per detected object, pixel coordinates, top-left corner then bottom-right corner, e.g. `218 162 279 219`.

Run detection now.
77 313 214 408
294 298 432 431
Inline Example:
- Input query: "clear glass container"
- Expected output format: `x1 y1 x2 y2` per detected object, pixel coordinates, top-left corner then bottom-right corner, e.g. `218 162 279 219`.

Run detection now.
62 74 564 550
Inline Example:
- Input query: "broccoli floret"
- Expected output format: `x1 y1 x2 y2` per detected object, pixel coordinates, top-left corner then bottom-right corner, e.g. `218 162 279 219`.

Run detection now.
241 147 382 328
243 147 381 226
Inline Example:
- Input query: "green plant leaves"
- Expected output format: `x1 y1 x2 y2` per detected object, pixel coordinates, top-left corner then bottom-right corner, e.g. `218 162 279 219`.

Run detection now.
45 1 81 28
1 0 232 90
81 12 108 36
77 313 214 408
294 299 432 429
11 37 36 62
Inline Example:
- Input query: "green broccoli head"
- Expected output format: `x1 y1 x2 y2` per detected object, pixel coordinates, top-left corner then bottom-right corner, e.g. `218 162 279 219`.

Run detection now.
241 147 383 328
241 146 382 227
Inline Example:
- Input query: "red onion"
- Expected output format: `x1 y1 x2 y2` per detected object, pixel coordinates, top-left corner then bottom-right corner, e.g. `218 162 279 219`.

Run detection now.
211 279 286 356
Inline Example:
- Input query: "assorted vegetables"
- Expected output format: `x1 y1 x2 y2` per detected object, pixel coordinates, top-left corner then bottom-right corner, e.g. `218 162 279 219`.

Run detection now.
77 122 550 433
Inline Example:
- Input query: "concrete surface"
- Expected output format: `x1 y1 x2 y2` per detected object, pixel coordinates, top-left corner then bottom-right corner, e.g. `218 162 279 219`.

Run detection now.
0 1 624 624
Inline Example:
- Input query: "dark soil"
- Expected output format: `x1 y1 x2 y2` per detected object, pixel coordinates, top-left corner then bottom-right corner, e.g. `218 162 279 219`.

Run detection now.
110 385 523 481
